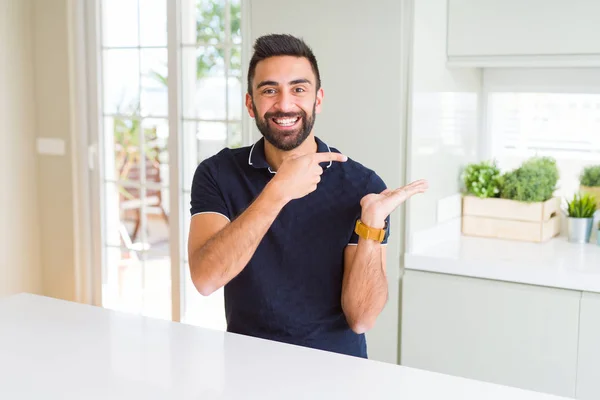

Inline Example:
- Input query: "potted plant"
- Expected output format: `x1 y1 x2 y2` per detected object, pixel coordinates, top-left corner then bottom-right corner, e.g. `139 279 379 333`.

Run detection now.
565 192 597 244
461 157 561 243
579 165 600 209
461 160 502 199
597 220 600 246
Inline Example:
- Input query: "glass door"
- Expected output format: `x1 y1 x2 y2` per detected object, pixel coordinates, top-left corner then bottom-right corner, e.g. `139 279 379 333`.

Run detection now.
90 0 245 328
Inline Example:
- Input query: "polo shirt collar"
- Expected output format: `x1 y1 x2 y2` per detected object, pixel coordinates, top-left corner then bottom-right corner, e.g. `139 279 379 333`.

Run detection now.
248 136 334 172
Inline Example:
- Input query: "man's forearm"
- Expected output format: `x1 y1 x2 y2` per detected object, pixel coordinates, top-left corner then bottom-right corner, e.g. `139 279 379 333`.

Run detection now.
190 183 287 295
341 239 388 334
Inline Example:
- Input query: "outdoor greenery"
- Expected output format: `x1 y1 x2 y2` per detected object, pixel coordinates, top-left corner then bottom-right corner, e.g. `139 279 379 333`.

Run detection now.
580 165 600 187
566 192 598 218
113 0 242 182
461 160 502 198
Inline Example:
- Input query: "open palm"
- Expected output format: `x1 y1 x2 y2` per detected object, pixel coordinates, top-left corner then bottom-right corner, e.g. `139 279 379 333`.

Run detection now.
360 179 429 227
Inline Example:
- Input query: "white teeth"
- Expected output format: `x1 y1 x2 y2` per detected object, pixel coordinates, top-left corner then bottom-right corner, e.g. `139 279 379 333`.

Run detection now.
274 117 299 126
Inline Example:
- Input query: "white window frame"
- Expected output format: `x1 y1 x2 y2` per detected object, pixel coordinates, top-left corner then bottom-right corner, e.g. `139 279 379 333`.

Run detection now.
77 0 253 320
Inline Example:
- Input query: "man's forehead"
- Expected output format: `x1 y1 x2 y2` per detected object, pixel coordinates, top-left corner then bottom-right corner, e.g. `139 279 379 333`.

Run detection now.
253 56 314 84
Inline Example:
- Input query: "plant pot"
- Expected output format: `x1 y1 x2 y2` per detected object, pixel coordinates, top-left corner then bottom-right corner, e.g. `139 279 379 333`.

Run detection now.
567 217 594 244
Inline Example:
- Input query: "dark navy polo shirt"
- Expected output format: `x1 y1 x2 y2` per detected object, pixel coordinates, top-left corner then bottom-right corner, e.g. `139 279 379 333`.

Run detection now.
190 136 390 358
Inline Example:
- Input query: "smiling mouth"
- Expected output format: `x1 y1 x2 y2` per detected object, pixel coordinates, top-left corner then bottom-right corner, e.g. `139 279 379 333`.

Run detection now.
271 116 301 127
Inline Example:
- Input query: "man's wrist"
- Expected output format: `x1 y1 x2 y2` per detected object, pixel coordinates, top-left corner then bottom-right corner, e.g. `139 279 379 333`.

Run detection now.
359 214 386 229
263 181 290 209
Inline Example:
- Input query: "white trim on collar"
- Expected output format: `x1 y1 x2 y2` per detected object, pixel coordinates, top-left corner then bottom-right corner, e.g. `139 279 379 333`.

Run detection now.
248 142 257 166
248 138 333 170
325 142 332 169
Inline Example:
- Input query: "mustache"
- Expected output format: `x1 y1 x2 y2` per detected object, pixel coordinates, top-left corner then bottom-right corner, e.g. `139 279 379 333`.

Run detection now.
264 111 305 119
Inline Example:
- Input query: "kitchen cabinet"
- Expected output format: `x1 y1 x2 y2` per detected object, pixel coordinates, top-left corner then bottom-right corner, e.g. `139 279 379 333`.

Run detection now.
576 292 600 400
447 0 600 67
400 270 580 398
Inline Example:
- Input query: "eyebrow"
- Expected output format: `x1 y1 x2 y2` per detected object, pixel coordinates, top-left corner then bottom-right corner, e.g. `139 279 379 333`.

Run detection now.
256 78 313 89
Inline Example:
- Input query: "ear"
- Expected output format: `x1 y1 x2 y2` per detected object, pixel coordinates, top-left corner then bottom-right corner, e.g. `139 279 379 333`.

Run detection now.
315 87 324 114
245 93 255 118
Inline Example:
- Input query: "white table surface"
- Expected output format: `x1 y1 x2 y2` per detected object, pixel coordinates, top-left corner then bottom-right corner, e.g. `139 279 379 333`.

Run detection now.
0 293 573 400
405 235 600 293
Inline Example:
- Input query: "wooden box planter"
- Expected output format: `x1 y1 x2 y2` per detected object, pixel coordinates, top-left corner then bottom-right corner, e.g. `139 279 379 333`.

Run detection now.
461 196 561 243
580 185 600 209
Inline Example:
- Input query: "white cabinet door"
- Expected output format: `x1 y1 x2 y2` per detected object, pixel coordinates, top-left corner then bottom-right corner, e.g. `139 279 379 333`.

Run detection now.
576 292 600 400
447 0 600 65
400 270 580 398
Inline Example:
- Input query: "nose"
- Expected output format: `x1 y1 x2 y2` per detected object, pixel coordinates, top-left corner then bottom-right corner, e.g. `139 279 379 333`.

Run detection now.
274 90 296 113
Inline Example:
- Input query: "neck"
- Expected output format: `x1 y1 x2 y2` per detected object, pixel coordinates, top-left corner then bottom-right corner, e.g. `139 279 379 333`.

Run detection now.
264 133 317 171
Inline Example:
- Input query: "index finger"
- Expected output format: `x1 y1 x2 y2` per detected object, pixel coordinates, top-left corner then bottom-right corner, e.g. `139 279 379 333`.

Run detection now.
313 152 348 163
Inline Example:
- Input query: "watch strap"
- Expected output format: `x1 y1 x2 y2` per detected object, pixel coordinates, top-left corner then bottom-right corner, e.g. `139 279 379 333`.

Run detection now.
354 219 386 243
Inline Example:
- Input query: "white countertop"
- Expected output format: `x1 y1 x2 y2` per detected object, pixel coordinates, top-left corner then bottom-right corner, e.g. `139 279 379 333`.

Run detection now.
0 293 572 400
405 235 600 293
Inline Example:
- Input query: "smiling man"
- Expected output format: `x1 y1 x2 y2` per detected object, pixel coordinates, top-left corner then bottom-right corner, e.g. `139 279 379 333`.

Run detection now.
188 34 427 358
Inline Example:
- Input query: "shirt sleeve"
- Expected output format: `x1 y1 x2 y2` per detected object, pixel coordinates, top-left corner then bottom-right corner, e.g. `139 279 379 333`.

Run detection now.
190 159 231 221
348 172 391 245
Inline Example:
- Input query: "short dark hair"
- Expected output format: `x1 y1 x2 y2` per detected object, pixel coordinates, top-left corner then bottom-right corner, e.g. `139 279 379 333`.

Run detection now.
247 34 321 95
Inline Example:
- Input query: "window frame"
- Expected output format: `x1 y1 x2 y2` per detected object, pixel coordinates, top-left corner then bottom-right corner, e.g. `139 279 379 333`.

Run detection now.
82 0 252 321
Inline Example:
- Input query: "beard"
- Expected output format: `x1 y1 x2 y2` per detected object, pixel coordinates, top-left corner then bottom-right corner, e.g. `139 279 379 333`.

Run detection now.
252 100 316 151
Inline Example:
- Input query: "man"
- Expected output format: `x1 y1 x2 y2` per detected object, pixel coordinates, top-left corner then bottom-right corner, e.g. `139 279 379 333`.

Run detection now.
188 34 427 358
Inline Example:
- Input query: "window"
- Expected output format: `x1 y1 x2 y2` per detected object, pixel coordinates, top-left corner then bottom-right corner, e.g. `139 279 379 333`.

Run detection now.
92 0 246 327
484 70 600 198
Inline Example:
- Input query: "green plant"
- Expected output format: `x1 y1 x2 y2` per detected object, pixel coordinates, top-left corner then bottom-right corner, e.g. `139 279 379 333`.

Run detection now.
566 193 597 218
461 161 502 198
500 156 559 203
580 165 600 187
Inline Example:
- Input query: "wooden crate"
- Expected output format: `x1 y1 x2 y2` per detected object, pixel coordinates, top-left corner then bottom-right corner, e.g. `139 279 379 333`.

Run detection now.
461 196 561 243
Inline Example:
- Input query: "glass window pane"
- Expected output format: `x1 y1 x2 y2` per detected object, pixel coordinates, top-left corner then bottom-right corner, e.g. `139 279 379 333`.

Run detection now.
227 123 242 149
197 121 227 157
489 92 600 197
102 246 143 314
141 251 172 320
231 0 242 45
182 121 227 191
182 193 192 257
104 181 148 248
104 116 141 182
103 50 140 115
227 75 243 121
195 0 226 45
139 0 167 47
102 0 139 47
182 46 227 119
182 262 226 330
142 189 170 252
229 45 242 79
182 121 200 192
142 118 169 172
141 49 168 117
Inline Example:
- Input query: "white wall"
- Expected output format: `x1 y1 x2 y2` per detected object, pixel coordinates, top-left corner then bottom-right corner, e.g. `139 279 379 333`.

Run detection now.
32 0 78 302
0 0 43 297
407 0 481 248
249 0 411 363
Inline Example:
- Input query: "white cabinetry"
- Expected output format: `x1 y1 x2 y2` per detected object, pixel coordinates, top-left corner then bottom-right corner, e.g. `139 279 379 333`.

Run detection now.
576 292 600 400
401 270 580 398
447 0 600 67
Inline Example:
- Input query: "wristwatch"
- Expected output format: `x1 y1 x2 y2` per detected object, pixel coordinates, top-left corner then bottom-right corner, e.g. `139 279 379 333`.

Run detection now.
354 219 387 243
